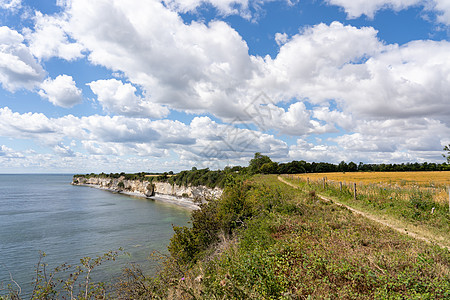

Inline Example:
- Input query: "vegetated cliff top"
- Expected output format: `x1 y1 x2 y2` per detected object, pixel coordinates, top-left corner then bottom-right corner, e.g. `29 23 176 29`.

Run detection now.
74 153 450 189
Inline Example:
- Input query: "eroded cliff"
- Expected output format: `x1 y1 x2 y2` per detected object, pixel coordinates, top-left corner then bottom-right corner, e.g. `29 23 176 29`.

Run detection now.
72 176 222 209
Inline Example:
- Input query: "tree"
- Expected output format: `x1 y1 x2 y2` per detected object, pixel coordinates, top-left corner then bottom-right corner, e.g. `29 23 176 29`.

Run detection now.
248 152 273 174
260 161 279 174
347 162 358 172
443 145 450 163
338 161 348 172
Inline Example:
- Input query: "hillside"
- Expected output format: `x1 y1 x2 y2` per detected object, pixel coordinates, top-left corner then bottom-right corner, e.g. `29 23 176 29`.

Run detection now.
115 175 450 299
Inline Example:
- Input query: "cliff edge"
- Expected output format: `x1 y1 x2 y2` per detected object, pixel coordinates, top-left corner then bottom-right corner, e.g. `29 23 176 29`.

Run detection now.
72 175 222 209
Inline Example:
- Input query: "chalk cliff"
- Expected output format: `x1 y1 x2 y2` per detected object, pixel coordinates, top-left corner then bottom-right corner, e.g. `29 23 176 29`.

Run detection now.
72 176 222 209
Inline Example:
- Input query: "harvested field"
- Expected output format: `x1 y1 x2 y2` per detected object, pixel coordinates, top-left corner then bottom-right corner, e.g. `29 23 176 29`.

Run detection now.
293 171 450 187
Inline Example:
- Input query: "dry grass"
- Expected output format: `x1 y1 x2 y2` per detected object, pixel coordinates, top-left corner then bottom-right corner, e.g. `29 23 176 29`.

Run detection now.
293 171 450 187
113 175 450 299
292 171 450 205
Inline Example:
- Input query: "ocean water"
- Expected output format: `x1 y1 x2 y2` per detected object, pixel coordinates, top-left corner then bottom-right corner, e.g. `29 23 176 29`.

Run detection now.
0 174 190 296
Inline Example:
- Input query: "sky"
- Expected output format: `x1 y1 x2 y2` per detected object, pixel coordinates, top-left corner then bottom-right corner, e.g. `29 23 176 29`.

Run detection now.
0 0 449 173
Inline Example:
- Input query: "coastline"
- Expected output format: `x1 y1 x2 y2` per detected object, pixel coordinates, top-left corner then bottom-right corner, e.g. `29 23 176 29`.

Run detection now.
74 183 200 210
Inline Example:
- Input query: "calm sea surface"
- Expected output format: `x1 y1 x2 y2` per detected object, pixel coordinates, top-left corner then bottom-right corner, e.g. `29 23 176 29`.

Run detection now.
0 174 190 296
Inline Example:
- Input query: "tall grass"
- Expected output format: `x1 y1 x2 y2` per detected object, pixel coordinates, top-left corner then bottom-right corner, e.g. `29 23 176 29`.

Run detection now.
115 175 450 299
284 174 450 246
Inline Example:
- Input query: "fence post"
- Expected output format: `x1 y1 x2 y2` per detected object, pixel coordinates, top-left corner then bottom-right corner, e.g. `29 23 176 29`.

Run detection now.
354 183 357 200
307 177 309 185
323 177 326 189
340 181 342 192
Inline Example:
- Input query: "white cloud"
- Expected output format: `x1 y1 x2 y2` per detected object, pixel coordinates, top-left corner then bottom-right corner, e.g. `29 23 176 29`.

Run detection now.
329 118 449 161
3 1 450 171
257 22 386 102
163 0 252 17
342 40 450 120
55 3 450 131
432 0 450 25
0 107 290 169
275 32 289 46
53 142 75 157
287 114 450 164
24 11 84 61
81 140 168 157
150 119 195 146
0 0 21 11
39 75 82 108
326 0 421 19
256 22 450 126
326 0 450 25
0 145 24 158
0 26 45 91
188 116 289 161
88 79 169 119
65 0 256 118
0 107 56 138
313 106 354 130
289 138 342 163
243 101 335 135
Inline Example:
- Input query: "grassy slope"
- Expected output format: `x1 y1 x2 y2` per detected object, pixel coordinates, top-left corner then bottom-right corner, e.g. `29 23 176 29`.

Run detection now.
118 175 450 299
282 175 450 249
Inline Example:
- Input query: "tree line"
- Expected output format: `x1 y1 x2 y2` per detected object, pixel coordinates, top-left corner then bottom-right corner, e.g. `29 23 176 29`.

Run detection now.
247 152 450 175
74 151 450 189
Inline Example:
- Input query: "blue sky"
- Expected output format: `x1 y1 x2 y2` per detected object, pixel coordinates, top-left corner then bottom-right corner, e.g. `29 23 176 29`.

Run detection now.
0 0 449 173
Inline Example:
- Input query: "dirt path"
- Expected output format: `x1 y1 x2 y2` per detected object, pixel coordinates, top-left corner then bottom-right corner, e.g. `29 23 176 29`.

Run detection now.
277 176 449 250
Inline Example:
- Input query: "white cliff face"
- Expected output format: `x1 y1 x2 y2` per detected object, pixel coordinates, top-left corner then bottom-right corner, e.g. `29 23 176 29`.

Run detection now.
72 176 223 201
152 181 222 199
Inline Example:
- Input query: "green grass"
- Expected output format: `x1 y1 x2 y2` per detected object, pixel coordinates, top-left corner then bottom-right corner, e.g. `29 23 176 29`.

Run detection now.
115 175 450 299
283 175 450 247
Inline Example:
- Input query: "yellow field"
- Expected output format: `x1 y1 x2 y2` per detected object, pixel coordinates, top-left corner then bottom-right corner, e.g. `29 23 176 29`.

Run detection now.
293 171 450 187
291 171 450 205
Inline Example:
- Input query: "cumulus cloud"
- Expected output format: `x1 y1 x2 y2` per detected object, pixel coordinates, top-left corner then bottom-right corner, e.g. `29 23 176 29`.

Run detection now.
326 0 450 25
53 142 75 157
186 116 289 168
76 115 161 143
0 107 290 169
275 32 289 46
0 107 56 138
88 79 169 119
64 0 256 118
256 22 450 126
24 11 84 61
243 101 335 135
0 26 45 91
163 0 252 17
327 118 450 162
326 0 421 19
0 145 24 158
289 138 342 163
54 3 450 129
2 0 450 170
39 75 83 108
431 0 450 25
253 22 385 107
0 0 21 11
312 106 354 130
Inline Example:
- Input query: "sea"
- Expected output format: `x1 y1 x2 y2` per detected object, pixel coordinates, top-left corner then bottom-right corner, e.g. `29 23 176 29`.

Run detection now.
0 174 191 297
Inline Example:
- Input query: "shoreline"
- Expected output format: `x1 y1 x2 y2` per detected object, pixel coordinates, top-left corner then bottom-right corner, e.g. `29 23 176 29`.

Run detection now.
73 183 200 210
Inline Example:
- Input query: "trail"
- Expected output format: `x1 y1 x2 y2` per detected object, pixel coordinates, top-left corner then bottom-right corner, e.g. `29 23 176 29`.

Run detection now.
277 176 449 250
